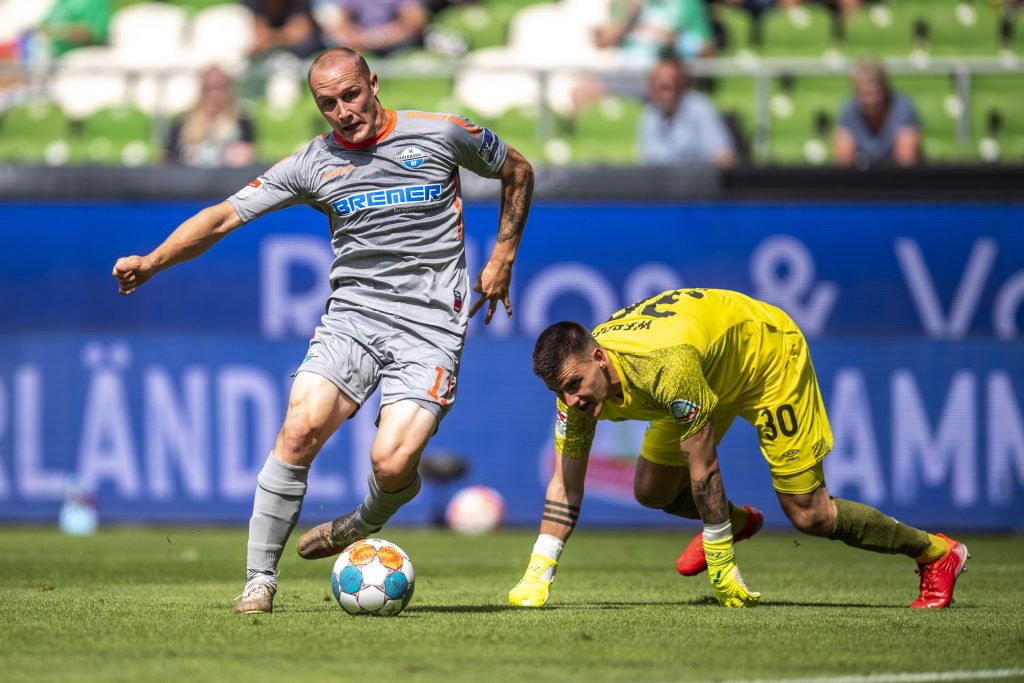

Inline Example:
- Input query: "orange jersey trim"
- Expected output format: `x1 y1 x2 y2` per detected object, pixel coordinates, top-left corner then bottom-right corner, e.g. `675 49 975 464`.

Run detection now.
333 109 397 149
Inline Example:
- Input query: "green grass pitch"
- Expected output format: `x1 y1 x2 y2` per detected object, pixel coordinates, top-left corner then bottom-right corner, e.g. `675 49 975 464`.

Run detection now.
2 527 1022 682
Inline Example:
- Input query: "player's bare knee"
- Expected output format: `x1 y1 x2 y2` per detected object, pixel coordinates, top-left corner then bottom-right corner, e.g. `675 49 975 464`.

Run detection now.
276 415 320 464
633 485 672 510
370 451 418 491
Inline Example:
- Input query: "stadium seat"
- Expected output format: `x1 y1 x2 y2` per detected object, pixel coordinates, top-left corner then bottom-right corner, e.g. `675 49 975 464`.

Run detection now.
432 2 513 52
110 2 190 67
761 4 839 57
970 74 1024 162
0 0 57 44
840 1 915 57
0 100 71 164
892 74 963 161
252 99 325 162
706 76 756 157
50 46 131 119
183 3 254 72
80 105 154 165
768 75 847 164
711 4 755 56
379 74 456 114
906 0 1002 56
569 96 642 165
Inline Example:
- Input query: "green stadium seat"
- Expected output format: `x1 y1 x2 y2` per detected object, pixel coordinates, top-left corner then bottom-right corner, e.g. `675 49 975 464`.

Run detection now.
570 96 643 165
768 75 847 164
761 4 838 57
706 76 756 157
0 101 72 164
432 0 550 53
892 74 964 162
377 56 456 114
907 0 1002 56
841 1 915 57
79 105 154 165
711 4 755 56
970 74 1024 162
252 99 326 163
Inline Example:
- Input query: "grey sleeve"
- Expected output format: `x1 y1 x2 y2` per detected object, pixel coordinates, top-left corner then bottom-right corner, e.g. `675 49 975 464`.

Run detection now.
444 115 509 178
227 152 310 223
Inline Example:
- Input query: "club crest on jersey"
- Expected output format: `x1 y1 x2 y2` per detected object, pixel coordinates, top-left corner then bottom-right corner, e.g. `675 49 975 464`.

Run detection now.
669 399 701 424
397 147 428 169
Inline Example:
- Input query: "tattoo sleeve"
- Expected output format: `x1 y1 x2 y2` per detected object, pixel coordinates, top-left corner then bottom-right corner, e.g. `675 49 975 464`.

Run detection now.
691 463 730 526
496 148 534 243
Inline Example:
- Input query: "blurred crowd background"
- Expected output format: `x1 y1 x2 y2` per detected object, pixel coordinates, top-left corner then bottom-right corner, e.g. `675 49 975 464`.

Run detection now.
0 0 1021 169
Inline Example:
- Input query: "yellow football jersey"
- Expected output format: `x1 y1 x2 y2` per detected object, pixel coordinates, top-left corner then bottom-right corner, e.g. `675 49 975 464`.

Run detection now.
553 288 833 476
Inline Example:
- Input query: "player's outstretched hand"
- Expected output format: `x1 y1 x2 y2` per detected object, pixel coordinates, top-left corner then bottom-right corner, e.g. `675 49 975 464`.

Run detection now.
508 552 557 607
710 564 761 608
468 257 513 324
704 537 760 608
112 255 153 295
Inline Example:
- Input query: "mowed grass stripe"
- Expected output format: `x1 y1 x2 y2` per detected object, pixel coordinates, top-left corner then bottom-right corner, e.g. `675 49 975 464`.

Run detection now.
1 527 1022 683
714 669 1024 683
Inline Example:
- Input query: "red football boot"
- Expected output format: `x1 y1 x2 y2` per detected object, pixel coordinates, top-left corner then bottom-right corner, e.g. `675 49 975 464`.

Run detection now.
910 533 970 609
676 505 764 576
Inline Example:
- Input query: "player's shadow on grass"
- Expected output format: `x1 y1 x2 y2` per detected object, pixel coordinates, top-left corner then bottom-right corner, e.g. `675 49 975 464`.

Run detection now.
410 605 516 614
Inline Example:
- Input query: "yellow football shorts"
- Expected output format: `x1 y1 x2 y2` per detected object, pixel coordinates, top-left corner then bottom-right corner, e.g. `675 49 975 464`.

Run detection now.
638 330 833 495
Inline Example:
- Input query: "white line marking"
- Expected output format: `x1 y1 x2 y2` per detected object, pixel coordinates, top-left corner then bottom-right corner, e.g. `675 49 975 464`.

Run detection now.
697 669 1024 683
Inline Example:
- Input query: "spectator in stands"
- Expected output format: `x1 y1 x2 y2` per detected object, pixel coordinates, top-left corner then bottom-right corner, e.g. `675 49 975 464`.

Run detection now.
571 1 716 120
833 58 921 168
164 66 255 168
320 0 429 57
638 53 735 166
597 0 716 63
245 0 326 59
7 0 111 63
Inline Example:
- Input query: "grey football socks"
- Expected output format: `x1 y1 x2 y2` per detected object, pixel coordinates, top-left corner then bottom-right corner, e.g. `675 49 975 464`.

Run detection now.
246 454 309 578
356 471 422 530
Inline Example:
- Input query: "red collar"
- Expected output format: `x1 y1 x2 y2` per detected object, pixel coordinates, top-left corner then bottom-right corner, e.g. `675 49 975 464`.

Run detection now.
333 109 397 149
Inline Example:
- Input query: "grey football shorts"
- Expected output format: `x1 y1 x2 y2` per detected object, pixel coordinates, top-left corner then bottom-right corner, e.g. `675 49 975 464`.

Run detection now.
295 303 464 426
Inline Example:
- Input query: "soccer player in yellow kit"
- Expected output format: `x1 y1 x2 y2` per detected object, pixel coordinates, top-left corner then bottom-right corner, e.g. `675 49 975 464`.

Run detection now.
508 288 969 608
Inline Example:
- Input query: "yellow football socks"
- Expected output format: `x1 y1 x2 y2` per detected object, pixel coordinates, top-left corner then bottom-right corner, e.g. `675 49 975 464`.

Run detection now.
914 534 949 564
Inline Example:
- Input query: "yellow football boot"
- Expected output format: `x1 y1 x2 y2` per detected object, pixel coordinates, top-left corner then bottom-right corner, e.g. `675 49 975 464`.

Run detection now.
508 553 558 607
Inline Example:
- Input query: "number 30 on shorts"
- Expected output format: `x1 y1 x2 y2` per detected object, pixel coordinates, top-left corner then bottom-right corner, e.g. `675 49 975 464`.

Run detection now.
427 366 455 406
760 404 798 441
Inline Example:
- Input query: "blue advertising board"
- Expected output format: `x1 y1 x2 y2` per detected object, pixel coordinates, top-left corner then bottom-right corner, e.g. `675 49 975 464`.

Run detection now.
0 200 1022 530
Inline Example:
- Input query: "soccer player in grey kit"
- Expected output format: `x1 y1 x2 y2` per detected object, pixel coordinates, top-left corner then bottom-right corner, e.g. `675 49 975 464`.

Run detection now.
112 48 535 613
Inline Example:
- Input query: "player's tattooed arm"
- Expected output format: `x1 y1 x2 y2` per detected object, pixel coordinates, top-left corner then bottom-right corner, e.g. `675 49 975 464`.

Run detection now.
469 146 534 323
683 420 731 526
496 146 534 243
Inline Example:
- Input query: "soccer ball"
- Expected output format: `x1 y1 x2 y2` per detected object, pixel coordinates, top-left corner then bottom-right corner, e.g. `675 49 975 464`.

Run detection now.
330 538 415 616
445 484 506 535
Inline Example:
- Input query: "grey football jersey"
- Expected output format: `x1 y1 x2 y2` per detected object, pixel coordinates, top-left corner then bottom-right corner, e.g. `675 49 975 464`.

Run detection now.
228 109 509 335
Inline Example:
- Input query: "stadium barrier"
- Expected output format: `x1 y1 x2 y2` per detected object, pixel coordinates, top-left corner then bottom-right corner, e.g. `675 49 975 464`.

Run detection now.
0 167 1022 530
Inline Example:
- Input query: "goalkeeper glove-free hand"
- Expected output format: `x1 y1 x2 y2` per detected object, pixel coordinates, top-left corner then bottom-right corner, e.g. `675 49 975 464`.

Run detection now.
508 552 558 607
704 536 761 608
